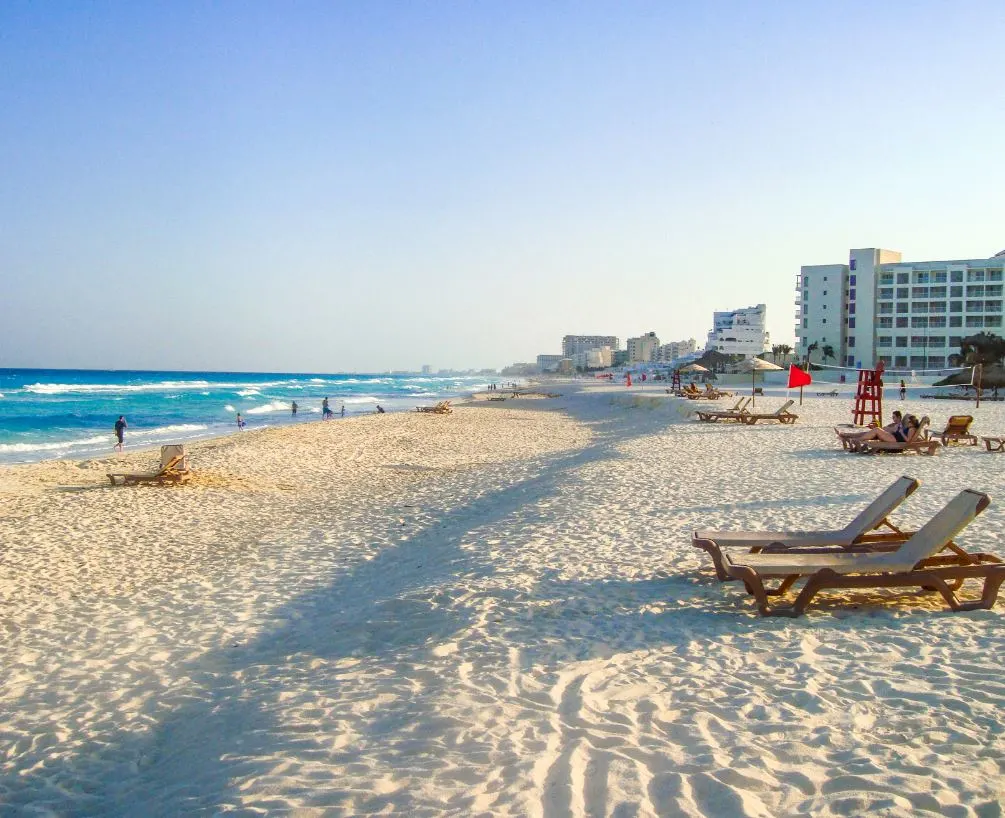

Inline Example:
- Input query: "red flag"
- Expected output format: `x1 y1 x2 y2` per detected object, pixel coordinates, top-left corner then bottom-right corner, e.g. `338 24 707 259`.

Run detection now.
787 365 812 388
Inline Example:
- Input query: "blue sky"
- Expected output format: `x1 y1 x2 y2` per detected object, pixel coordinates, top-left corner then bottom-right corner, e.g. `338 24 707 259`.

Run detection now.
2 1 1004 371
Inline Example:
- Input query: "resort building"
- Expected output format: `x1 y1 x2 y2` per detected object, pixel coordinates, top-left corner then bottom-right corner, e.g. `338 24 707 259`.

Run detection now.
627 332 660 364
571 346 613 370
796 248 1005 370
659 338 698 363
562 335 620 359
536 354 564 373
705 305 770 357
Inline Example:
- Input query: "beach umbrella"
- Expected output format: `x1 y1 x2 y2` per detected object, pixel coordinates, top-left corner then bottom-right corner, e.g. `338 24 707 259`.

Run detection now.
680 363 709 373
741 357 783 405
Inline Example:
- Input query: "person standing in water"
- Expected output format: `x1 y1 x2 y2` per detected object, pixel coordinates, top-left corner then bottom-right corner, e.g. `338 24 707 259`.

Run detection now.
341 403 345 417
291 401 298 417
113 416 127 452
236 413 246 430
322 397 330 419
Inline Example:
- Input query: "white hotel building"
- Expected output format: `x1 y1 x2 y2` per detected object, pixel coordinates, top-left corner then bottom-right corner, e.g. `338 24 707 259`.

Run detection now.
796 248 1005 370
705 304 770 357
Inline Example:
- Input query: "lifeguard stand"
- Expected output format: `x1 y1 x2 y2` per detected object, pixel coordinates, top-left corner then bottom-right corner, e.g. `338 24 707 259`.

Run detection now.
671 370 681 392
852 361 884 426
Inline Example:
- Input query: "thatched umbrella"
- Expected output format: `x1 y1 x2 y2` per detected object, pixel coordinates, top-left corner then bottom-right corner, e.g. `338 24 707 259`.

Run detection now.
679 362 711 383
741 357 783 405
935 364 1005 396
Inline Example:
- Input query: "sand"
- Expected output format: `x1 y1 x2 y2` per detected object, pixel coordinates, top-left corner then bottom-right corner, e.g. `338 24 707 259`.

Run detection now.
1 387 1004 816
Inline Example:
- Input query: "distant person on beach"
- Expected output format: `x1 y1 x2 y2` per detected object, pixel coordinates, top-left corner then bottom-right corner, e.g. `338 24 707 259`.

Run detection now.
322 397 330 420
899 379 907 400
113 416 127 451
376 405 385 414
341 404 345 417
291 401 298 417
236 413 246 430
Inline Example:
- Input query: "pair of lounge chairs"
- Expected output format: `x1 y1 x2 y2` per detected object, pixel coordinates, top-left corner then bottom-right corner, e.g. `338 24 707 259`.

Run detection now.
835 417 940 455
692 475 1005 616
695 399 798 425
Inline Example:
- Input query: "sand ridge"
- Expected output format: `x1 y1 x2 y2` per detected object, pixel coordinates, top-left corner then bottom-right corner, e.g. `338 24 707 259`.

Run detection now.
1 389 1004 815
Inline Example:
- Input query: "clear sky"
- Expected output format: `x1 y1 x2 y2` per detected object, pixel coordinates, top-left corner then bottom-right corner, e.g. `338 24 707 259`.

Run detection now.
2 1 1004 372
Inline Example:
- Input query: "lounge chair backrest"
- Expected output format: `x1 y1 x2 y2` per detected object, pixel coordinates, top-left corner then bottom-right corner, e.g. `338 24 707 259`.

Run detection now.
774 400 794 415
839 475 919 538
737 396 751 412
944 415 973 433
875 489 991 567
160 444 188 471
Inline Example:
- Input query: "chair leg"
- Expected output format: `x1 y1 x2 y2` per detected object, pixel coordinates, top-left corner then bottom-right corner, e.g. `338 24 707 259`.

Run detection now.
692 539 730 582
727 566 776 616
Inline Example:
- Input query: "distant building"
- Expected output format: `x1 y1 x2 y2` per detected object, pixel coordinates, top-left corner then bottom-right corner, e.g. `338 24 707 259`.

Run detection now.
421 364 432 375
557 359 574 375
796 246 1005 370
658 338 697 363
705 304 769 357
562 335 620 359
501 362 539 376
571 346 612 370
627 331 660 363
612 350 630 367
536 354 564 372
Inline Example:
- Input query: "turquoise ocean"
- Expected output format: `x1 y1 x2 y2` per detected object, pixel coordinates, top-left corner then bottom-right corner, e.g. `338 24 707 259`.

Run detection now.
0 369 494 464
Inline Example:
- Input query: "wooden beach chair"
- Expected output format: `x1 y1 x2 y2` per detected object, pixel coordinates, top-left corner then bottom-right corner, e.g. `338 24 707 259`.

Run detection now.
982 436 1005 452
740 399 797 424
695 397 752 423
858 417 939 455
704 489 1005 616
108 447 190 486
934 415 978 446
692 476 921 581
416 400 452 414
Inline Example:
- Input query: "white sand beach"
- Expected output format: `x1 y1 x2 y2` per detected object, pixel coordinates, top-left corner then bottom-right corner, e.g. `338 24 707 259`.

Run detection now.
2 386 1004 816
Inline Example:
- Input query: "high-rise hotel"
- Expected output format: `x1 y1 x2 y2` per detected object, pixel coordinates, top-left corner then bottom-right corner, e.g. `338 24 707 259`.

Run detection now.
796 247 1005 370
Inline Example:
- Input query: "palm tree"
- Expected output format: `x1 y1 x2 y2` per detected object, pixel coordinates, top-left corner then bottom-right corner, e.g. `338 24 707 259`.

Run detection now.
822 344 836 364
771 344 781 363
779 344 792 358
806 341 819 365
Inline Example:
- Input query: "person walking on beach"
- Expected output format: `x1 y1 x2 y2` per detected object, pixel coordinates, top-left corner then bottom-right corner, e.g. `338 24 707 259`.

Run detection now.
113 416 127 452
899 379 907 400
291 401 298 417
236 412 246 430
322 397 330 420
376 405 385 414
341 403 345 417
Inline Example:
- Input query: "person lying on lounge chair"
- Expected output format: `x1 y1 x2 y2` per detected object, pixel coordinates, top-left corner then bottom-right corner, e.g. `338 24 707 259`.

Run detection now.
854 412 920 444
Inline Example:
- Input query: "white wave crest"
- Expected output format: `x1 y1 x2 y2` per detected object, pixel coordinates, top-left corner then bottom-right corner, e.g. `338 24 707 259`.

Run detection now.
225 404 236 413
23 380 215 395
129 424 208 438
245 401 289 415
342 396 378 404
237 389 261 397
0 435 111 454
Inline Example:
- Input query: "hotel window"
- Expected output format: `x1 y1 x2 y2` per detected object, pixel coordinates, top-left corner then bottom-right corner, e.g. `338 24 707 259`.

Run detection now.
847 355 855 367
987 285 1003 297
934 271 947 283
823 290 827 296
897 273 909 284
966 316 985 328
911 302 928 314
911 336 928 346
910 356 926 368
966 301 983 312
803 319 808 327
848 317 856 328
951 270 964 282
897 302 910 313
927 356 945 368
912 287 929 299
968 270 986 282
929 317 946 328
878 317 893 328
928 337 946 347
930 286 946 298
967 285 985 297
930 301 946 313
896 287 909 299
848 303 856 314
990 269 1004 282
850 274 857 285
986 316 1002 327
879 274 894 285
896 317 909 328
896 337 908 348
879 355 893 366
895 356 908 367
950 301 962 313
878 336 892 347
950 316 962 327
951 285 963 297
949 336 963 348
822 318 827 324
911 317 929 328
878 304 893 315
847 336 855 348
879 288 893 299
915 271 929 283
849 288 856 300
986 300 1002 312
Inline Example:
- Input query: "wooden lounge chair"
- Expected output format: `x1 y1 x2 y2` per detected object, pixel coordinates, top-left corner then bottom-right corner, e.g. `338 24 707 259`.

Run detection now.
108 454 189 486
416 400 452 414
934 415 978 446
695 397 752 423
982 436 1005 452
857 417 939 455
707 489 1005 616
692 476 921 581
739 399 797 425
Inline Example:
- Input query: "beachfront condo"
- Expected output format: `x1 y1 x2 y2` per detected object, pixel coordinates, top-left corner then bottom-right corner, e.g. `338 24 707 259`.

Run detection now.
704 304 770 357
562 335 620 359
797 248 1005 371
627 332 660 364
